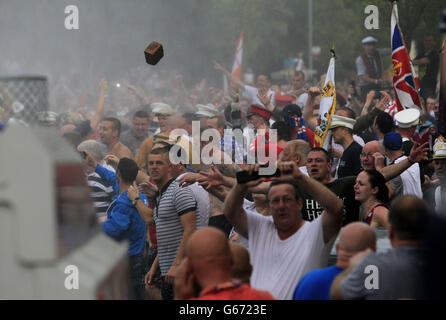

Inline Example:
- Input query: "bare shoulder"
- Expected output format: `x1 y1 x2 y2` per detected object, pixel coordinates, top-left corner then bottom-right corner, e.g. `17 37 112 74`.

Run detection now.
374 205 389 216
117 143 134 159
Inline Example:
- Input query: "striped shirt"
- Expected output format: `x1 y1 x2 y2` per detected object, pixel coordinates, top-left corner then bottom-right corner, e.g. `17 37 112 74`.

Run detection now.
155 179 198 275
87 172 114 219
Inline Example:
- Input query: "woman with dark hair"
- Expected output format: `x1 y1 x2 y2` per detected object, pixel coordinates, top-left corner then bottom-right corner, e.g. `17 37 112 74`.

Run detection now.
354 169 390 229
271 120 292 149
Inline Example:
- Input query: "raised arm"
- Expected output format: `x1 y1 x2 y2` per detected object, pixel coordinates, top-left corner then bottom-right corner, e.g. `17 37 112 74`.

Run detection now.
222 170 265 239
213 61 246 91
127 84 151 105
379 142 429 181
90 80 108 131
128 182 153 224
302 87 320 132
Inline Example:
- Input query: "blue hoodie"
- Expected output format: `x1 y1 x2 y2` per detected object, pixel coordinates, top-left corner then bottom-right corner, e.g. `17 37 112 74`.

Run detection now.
95 164 147 256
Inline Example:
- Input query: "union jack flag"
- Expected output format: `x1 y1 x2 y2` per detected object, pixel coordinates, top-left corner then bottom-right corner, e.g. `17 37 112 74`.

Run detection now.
391 2 422 111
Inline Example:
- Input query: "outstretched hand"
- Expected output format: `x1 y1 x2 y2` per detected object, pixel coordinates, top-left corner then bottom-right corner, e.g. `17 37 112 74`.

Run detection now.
271 161 303 183
179 173 202 188
104 154 120 169
128 182 140 201
257 88 272 107
197 165 225 190
307 86 322 98
139 180 158 200
80 149 98 169
237 164 267 188
408 142 429 163
373 152 386 170
100 79 108 92
213 60 226 72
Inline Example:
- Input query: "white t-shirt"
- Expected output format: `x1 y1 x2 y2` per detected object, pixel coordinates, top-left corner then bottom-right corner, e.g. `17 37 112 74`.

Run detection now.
246 210 334 300
176 173 210 228
394 156 423 199
232 199 258 249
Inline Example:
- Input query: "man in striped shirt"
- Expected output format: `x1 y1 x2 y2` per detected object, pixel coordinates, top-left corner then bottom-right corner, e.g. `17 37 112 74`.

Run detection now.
146 147 198 300
78 140 115 222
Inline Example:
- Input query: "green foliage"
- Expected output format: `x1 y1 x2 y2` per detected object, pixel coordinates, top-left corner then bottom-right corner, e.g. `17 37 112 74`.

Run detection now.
164 0 445 84
3 0 443 85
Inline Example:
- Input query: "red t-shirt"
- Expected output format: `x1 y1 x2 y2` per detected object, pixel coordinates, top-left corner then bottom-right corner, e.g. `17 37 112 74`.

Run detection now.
191 280 275 300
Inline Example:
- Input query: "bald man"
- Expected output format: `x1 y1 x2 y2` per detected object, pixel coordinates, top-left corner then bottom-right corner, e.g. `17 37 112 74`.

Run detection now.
361 140 401 200
293 222 376 300
230 243 253 285
174 227 274 300
360 140 385 171
331 196 429 299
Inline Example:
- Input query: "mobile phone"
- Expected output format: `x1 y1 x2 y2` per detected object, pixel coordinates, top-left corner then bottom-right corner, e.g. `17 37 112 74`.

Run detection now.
236 167 281 184
374 91 382 100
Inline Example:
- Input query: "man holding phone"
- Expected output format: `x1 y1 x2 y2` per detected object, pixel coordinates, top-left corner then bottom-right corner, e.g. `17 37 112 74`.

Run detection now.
223 161 344 299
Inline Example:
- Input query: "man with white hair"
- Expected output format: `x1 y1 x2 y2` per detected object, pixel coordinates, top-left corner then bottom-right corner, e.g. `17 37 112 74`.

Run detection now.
78 139 115 222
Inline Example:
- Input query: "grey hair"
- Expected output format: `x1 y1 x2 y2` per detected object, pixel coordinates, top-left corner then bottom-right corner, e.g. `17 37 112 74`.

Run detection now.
77 139 104 161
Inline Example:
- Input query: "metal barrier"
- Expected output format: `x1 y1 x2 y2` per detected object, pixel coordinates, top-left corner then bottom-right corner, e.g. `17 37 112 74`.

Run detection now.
0 76 49 125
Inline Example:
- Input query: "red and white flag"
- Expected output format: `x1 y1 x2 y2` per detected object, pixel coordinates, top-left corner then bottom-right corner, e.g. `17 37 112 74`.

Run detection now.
230 32 245 88
391 2 422 111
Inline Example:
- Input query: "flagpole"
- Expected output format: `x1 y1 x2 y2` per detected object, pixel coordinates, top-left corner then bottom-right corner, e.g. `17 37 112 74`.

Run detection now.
438 7 446 139
308 0 313 83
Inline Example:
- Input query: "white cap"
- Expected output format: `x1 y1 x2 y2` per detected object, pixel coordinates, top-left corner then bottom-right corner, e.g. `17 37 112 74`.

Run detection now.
433 141 446 160
195 104 219 118
151 102 173 115
328 114 356 130
362 36 378 44
394 108 420 128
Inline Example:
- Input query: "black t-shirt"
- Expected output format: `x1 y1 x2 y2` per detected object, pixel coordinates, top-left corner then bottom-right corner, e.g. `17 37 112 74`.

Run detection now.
337 141 363 179
402 140 413 157
300 176 360 226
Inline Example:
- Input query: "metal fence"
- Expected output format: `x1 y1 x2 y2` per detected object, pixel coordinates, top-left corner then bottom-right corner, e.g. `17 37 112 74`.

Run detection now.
0 76 49 125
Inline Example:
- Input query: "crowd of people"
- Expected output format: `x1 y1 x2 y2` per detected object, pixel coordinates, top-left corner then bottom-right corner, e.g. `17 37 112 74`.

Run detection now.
1 32 445 300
